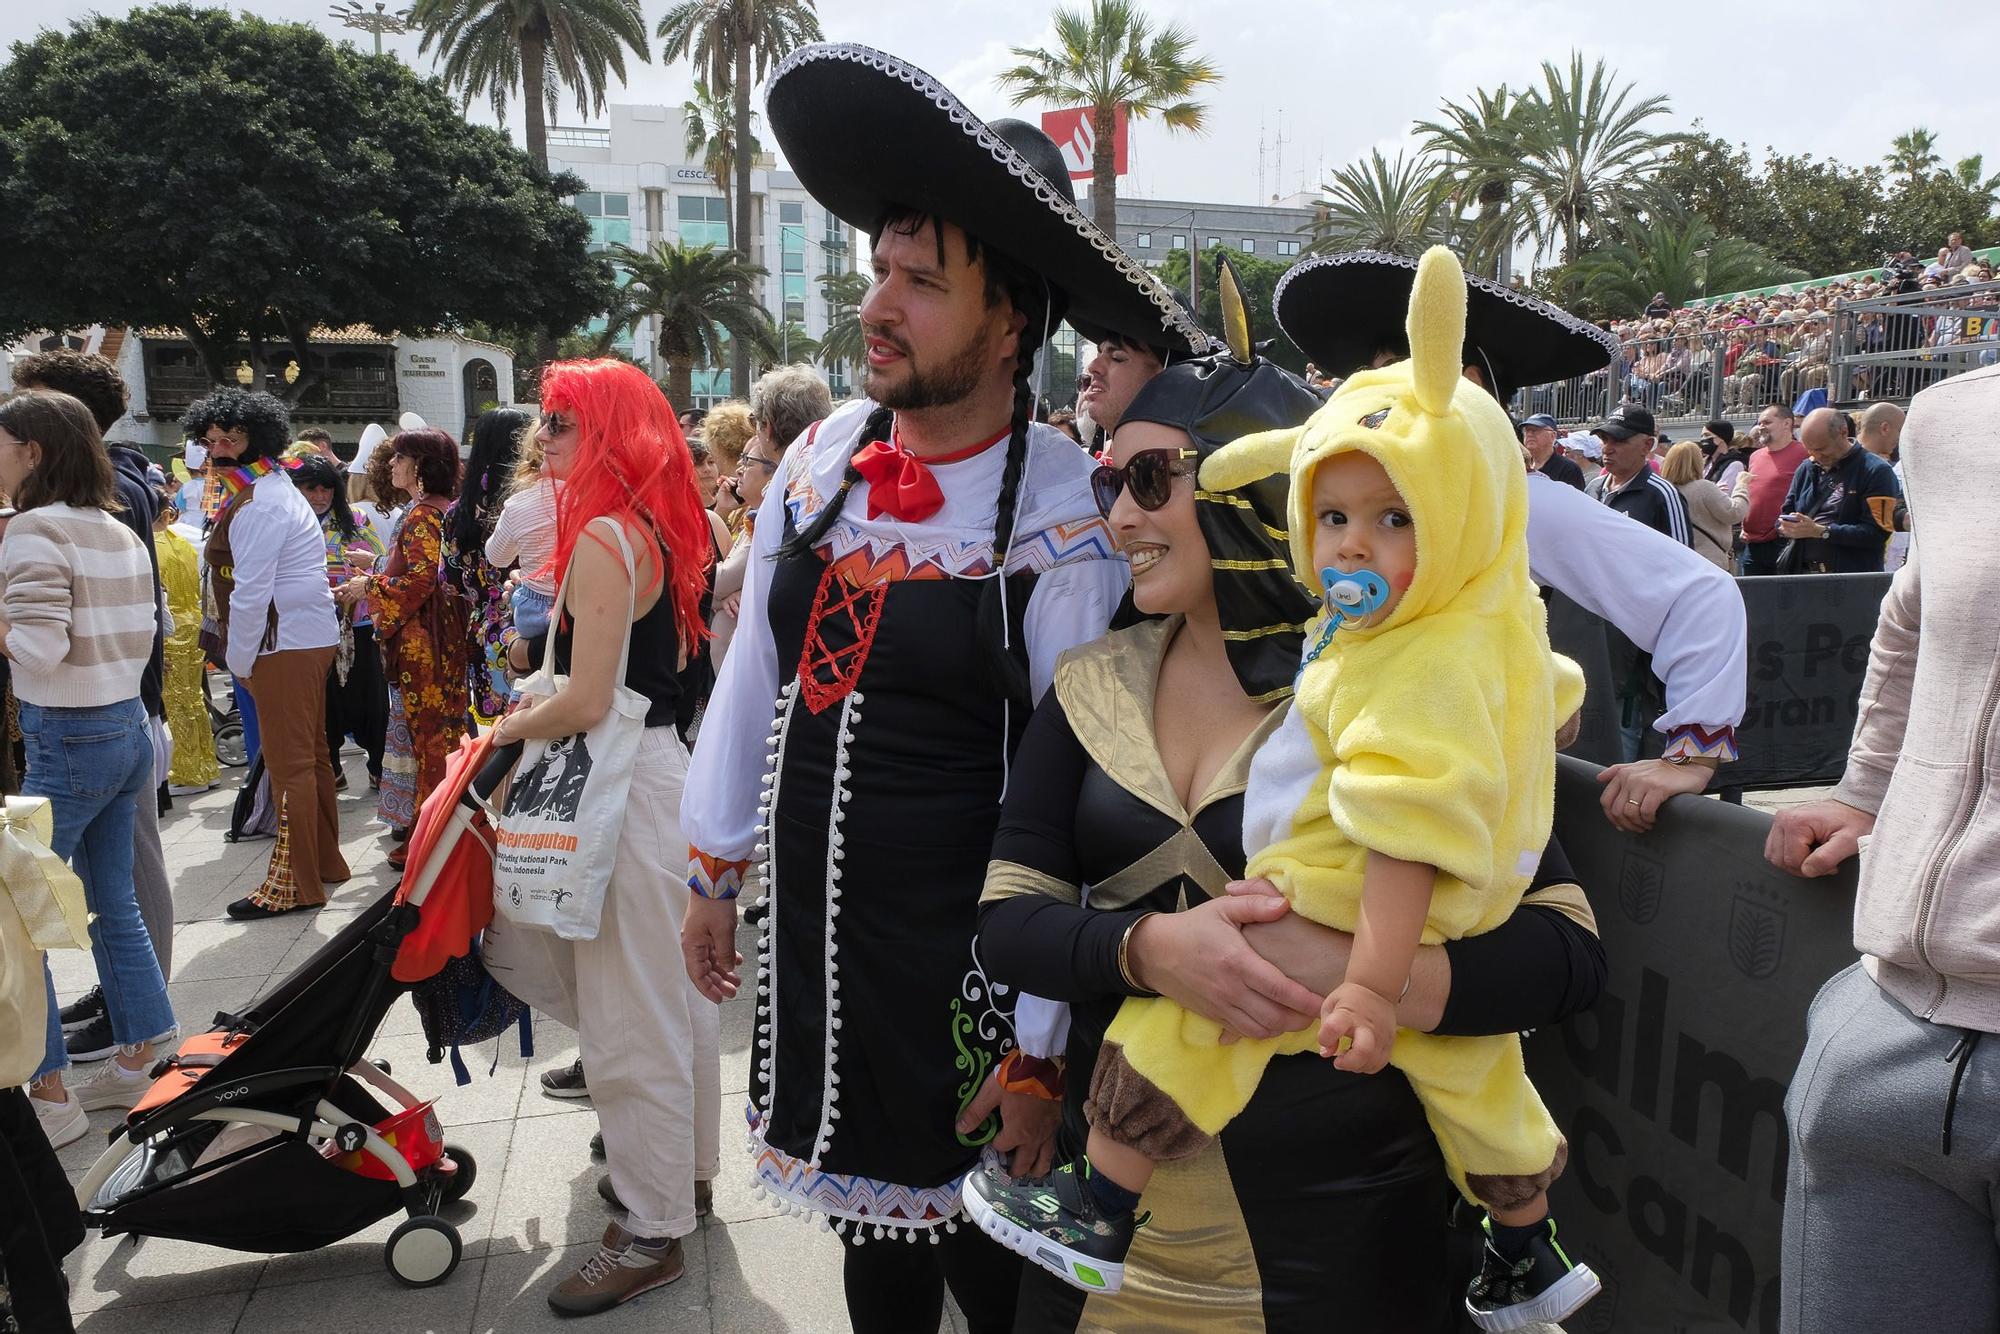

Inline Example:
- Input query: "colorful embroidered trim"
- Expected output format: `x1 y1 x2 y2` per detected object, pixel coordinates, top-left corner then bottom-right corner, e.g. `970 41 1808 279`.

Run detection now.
1663 723 1739 762
202 455 281 519
995 1049 1065 1101
798 562 887 715
747 1106 987 1243
689 847 749 900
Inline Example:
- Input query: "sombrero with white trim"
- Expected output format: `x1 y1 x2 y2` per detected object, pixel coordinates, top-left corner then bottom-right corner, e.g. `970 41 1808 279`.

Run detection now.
1273 250 1618 400
765 43 1208 357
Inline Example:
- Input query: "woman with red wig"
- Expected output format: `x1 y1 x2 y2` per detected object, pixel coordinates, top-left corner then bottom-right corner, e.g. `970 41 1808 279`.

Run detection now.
336 429 468 870
488 360 721 1316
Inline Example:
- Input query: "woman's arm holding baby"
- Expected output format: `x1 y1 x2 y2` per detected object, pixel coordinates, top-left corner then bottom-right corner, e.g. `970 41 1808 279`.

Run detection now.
1317 853 1433 1073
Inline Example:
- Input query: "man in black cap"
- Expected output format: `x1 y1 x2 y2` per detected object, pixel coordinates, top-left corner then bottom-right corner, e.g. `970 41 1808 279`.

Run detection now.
1519 412 1584 489
1586 404 1691 545
677 41 1202 1332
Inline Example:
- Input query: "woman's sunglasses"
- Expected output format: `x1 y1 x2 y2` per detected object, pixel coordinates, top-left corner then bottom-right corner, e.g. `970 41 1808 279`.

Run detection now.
1090 448 1197 518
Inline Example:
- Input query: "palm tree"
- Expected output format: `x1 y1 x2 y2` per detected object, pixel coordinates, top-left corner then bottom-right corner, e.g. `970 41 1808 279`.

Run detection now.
817 269 867 375
682 79 760 242
1502 54 1683 268
1954 154 2000 212
1884 127 1943 182
411 0 649 168
760 321 819 370
996 0 1221 234
1308 149 1456 258
1418 85 1532 282
656 0 824 394
610 240 776 407
1569 211 1803 313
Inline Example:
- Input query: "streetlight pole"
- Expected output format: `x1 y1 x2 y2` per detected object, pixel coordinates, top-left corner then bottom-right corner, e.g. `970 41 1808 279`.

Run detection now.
329 0 414 55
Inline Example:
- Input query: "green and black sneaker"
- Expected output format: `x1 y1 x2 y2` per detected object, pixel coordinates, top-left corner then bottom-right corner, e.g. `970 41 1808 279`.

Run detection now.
1465 1216 1601 1332
961 1161 1142 1294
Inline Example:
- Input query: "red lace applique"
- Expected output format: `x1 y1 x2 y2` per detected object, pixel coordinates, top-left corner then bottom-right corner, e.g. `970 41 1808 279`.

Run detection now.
798 561 887 714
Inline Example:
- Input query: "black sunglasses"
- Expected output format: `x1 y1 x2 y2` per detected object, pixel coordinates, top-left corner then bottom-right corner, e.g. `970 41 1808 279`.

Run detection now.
1090 448 1197 518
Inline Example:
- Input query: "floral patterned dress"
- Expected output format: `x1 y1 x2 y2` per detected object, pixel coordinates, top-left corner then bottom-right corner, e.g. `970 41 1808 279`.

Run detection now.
372 500 470 830
442 501 511 723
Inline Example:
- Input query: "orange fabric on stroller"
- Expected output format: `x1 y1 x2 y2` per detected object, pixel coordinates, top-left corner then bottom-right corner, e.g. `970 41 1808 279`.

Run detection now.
390 731 503 984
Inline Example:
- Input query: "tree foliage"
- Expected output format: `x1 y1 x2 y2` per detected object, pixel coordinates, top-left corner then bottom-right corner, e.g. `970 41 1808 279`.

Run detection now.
610 240 775 408
682 79 758 244
816 269 868 372
1567 211 1804 314
0 5 614 404
1153 246 1305 375
997 0 1221 234
412 0 649 167
1308 150 1455 258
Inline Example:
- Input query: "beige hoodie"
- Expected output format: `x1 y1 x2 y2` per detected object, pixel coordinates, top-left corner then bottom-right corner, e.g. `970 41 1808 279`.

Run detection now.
1838 361 2000 1032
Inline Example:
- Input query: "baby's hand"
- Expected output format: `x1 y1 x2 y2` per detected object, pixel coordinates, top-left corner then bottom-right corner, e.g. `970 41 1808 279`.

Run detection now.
1318 981 1397 1075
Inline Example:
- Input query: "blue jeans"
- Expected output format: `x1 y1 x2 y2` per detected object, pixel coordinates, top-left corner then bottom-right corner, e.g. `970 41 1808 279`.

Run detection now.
511 584 554 640
25 699 176 1079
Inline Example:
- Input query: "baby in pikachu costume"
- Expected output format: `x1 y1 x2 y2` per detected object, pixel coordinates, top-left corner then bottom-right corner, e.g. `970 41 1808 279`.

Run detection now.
1090 246 1587 1238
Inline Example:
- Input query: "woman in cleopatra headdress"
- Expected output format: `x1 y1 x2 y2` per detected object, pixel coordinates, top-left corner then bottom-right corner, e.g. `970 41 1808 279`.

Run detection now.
964 258 1608 1333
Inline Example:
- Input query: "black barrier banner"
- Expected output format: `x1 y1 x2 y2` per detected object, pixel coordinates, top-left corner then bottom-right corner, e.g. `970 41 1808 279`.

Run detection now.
1525 757 1859 1333
1546 573 1892 789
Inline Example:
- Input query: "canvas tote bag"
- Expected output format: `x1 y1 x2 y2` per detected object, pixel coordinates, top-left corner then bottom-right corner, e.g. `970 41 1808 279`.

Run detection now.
491 517 648 940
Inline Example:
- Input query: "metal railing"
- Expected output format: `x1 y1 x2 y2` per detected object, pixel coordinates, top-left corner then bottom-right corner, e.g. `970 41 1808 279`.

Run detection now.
1513 279 2000 426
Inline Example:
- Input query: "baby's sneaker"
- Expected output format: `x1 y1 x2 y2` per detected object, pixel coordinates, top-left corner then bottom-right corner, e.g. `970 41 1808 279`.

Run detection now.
961 1161 1140 1295
1465 1216 1600 1332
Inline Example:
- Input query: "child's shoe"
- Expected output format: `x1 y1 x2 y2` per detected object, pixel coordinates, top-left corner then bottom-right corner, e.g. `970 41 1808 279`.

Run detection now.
961 1160 1141 1294
1465 1216 1600 1331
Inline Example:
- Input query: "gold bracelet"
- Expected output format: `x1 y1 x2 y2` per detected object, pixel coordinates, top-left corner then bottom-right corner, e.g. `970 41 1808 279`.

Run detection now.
1118 912 1159 994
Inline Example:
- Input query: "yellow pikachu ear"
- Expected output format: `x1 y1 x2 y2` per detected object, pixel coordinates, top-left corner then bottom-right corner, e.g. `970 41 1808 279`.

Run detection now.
1199 427 1301 491
1408 245 1468 418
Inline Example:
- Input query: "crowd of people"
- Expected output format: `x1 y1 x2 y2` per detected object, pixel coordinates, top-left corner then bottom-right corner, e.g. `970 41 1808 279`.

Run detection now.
1572 231 1999 418
0 37 1988 1334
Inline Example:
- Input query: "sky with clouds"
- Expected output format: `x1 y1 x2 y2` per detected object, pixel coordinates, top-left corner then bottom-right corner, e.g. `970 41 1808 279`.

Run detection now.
5 0 1996 210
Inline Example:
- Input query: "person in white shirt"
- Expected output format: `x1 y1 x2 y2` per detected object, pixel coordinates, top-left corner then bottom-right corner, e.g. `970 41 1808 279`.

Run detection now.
186 389 345 920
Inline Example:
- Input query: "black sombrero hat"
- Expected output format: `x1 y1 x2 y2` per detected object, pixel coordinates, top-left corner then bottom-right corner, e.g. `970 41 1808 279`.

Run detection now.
765 43 1208 357
1120 258 1321 701
1273 250 1618 400
1070 285 1220 364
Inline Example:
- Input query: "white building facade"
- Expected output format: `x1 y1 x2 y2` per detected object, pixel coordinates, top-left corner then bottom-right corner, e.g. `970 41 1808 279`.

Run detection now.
548 103 859 407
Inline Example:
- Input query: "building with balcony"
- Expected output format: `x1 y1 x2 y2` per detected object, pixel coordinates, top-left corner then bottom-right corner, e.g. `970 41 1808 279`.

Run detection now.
548 105 860 408
1 326 517 459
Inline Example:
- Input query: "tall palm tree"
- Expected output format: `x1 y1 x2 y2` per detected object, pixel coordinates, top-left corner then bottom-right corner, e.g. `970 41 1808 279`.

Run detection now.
1884 127 1943 182
682 79 760 242
760 321 819 370
1308 150 1455 258
1418 84 1531 282
656 0 824 394
411 0 649 168
610 240 776 407
817 269 868 375
1501 54 1683 268
1569 210 1803 314
996 0 1221 234
1955 154 2000 214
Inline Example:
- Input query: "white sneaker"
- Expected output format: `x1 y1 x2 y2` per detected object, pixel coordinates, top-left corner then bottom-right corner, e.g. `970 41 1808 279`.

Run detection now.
71 1055 152 1112
31 1090 89 1148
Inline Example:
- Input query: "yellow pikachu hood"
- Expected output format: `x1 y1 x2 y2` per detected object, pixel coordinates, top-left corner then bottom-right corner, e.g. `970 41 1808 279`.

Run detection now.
1203 245 1528 633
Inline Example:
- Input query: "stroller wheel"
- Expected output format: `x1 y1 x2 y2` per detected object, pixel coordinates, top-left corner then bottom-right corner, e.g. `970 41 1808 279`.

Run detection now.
439 1145 477 1204
214 719 248 769
384 1215 461 1287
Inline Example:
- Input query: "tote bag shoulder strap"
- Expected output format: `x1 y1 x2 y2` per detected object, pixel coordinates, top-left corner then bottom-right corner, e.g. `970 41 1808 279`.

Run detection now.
538 516 639 682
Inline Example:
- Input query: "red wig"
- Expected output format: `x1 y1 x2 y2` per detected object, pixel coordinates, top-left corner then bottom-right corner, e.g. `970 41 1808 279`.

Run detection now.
537 359 711 647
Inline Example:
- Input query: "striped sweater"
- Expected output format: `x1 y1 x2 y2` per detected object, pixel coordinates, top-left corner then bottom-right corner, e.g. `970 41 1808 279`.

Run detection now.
0 502 156 707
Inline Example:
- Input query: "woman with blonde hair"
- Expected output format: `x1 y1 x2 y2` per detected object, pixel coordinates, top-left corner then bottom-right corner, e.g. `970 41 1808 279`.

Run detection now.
1661 440 1736 571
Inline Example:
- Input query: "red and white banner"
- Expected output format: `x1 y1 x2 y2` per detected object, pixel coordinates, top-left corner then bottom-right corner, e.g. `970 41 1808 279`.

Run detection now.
1039 103 1129 180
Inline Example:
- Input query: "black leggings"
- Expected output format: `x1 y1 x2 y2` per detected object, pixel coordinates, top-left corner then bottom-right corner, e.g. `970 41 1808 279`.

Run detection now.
324 623 386 779
0 1088 83 1333
840 1223 1021 1334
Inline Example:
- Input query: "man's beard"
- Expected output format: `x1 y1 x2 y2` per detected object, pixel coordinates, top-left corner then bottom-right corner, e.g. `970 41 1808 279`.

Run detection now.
865 324 995 411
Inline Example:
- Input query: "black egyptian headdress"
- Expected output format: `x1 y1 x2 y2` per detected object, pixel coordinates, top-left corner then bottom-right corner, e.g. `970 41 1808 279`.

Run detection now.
1119 257 1323 701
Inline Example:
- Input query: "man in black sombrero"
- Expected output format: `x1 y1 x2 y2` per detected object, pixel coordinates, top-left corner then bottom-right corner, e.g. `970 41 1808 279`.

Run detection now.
677 42 1203 1331
1071 294 1214 450
1270 250 1749 830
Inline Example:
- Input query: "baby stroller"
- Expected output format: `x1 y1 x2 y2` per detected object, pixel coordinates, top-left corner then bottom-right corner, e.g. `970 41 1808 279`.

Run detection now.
71 733 509 1288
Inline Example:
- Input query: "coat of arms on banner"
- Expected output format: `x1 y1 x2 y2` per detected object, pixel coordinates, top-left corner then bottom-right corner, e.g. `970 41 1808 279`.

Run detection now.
1618 849 1666 924
1729 891 1789 980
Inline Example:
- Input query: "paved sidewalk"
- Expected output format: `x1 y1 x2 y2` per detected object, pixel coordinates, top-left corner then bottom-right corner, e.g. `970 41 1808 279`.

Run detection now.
51 753 915 1334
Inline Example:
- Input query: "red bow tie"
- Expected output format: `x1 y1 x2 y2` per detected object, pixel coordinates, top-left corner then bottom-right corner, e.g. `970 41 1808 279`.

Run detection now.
850 429 1007 525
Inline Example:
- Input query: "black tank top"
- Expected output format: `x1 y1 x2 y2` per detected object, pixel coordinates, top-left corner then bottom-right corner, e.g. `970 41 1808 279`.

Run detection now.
550 535 683 729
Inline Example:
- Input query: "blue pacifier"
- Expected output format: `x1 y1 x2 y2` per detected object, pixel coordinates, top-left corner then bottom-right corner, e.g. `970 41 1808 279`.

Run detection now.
1320 568 1391 621
1298 567 1392 679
